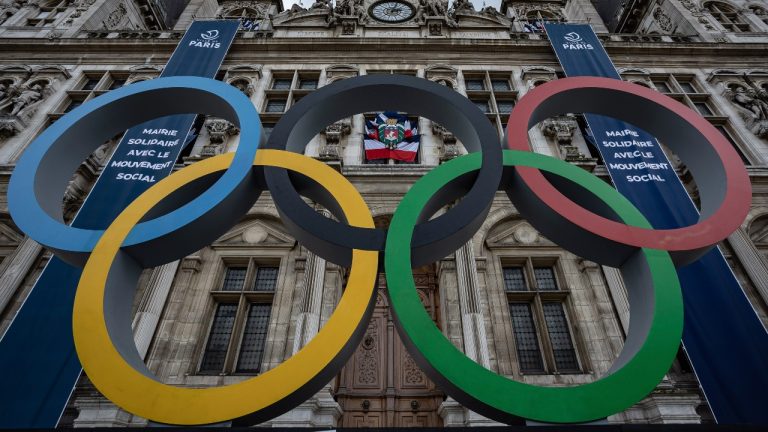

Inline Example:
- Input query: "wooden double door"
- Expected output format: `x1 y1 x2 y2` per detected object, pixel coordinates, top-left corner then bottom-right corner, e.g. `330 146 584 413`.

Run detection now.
335 267 444 427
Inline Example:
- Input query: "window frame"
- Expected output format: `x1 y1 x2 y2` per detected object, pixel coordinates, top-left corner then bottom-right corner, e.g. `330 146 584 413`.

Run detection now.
198 258 281 375
501 257 583 375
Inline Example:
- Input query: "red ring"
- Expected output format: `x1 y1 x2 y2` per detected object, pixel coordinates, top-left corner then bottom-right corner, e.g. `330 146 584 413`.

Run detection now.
506 76 751 254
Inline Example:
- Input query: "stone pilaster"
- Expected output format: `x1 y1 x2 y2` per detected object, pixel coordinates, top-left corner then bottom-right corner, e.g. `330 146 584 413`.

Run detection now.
131 261 180 358
728 229 768 306
0 236 42 318
441 241 500 427
602 266 630 333
270 248 341 428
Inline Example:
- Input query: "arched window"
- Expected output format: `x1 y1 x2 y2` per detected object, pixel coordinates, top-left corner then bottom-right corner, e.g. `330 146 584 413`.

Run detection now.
522 9 562 33
705 1 752 32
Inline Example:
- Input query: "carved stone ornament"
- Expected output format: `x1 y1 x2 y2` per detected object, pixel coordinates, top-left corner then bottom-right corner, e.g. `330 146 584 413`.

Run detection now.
319 120 351 160
541 115 577 145
103 2 128 30
357 319 379 385
202 118 240 157
724 84 768 139
653 7 673 31
0 0 22 25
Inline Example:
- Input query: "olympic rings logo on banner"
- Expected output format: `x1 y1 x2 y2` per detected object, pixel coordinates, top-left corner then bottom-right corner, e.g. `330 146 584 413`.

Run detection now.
7 74 751 425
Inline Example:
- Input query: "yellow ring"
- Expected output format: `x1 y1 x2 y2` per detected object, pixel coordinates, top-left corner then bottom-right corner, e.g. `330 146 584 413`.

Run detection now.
73 150 377 425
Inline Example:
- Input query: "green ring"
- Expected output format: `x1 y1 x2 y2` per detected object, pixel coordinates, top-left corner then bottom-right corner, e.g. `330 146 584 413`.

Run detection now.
385 150 683 423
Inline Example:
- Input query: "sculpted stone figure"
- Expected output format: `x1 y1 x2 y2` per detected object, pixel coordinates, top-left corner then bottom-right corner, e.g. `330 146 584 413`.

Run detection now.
9 84 42 116
452 0 474 14
725 84 768 139
0 0 22 24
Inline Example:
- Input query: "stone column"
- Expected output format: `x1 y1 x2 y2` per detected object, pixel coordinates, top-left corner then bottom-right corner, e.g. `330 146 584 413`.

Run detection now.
728 229 768 306
0 237 42 318
131 261 180 358
441 241 500 426
291 250 326 355
270 248 341 428
454 241 490 368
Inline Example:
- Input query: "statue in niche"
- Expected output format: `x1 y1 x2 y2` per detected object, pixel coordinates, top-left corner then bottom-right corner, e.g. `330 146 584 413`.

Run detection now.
415 0 456 26
0 0 22 25
310 0 332 10
9 83 43 116
725 84 768 139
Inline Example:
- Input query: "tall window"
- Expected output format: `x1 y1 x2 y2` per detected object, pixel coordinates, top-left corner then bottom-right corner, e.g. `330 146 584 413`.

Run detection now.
502 260 580 374
200 261 279 374
463 71 518 137
705 1 752 32
650 74 750 164
261 70 320 141
51 71 129 119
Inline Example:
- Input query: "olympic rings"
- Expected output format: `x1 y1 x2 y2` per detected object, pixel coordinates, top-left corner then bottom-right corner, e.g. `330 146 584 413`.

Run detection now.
385 150 683 423
7 73 749 426
7 76 262 267
73 150 378 426
506 77 751 266
262 74 503 267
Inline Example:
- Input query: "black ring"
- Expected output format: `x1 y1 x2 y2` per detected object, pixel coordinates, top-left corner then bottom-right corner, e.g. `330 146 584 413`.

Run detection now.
263 74 502 267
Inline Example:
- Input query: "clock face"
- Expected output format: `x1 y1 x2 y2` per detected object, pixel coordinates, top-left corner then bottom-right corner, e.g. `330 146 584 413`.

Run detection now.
369 0 415 23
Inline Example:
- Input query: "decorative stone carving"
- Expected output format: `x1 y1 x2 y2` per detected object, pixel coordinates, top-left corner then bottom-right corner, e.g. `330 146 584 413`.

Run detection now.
432 122 459 161
541 115 577 144
335 0 367 23
0 0 22 25
653 7 673 31
202 118 239 157
319 120 351 161
229 78 255 97
103 2 128 30
451 0 474 14
724 83 768 139
415 0 457 28
7 83 42 116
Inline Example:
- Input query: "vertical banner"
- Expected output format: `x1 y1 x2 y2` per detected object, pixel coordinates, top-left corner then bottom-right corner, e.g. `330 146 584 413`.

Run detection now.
544 23 768 423
0 20 239 427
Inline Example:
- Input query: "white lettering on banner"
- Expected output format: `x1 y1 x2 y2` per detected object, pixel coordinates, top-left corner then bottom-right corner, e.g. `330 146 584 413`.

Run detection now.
189 41 221 49
601 140 655 148
142 129 178 136
115 173 157 183
627 174 666 182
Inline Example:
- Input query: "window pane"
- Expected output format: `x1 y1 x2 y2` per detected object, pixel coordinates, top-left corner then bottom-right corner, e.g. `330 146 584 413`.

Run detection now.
272 78 292 89
253 267 278 291
472 99 489 112
503 267 527 291
497 100 515 113
542 302 579 371
299 78 318 89
82 78 100 91
200 303 238 373
652 80 671 93
265 99 286 113
221 267 247 291
236 304 272 373
465 79 485 91
109 79 126 90
693 102 713 116
491 79 511 91
678 81 697 93
534 267 558 291
509 303 545 373
64 100 83 113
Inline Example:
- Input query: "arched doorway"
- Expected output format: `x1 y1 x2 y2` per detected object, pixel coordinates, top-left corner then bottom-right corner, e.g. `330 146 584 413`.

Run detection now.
334 264 444 427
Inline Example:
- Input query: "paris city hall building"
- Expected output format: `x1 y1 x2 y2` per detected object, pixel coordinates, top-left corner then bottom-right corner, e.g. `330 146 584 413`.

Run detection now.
0 0 767 428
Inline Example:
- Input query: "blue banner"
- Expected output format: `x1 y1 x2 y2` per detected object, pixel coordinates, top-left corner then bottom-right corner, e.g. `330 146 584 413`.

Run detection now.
0 20 239 427
545 23 768 423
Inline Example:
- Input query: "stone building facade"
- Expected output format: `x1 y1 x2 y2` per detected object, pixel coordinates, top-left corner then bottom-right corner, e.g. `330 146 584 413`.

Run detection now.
0 0 767 427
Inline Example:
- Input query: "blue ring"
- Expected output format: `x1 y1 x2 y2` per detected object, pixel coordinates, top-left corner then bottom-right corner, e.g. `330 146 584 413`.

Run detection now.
8 76 261 266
